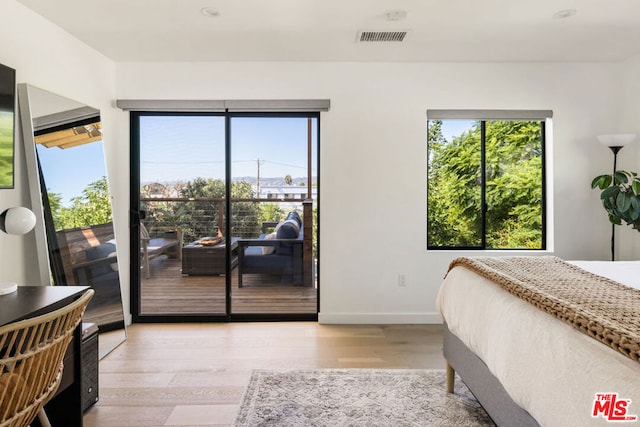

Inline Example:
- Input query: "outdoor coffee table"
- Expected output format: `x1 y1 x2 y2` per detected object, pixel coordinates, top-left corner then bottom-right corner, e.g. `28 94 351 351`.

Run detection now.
181 237 238 276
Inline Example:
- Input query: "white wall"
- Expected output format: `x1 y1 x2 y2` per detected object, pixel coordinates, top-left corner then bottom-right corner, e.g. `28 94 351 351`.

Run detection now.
116 61 623 323
0 2 117 287
619 53 640 259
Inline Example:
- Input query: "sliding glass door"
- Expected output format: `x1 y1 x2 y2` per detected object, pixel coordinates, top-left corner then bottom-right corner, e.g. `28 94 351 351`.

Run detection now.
131 111 319 320
135 113 228 317
230 115 318 315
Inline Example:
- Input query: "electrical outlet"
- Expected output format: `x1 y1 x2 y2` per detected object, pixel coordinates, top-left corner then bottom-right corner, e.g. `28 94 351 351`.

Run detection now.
398 273 407 287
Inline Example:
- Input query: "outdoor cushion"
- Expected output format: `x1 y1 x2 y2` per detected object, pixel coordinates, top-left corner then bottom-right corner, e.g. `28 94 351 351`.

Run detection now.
245 233 277 256
262 232 276 254
285 211 302 228
85 242 117 276
276 219 299 239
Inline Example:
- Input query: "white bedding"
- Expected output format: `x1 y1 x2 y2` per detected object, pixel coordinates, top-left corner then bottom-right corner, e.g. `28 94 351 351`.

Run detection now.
437 260 640 427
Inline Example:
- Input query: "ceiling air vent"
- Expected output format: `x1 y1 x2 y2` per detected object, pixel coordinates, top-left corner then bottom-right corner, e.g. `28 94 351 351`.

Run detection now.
357 30 408 43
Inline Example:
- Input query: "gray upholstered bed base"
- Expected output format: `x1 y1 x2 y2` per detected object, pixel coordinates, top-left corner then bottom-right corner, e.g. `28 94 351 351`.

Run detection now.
443 323 540 427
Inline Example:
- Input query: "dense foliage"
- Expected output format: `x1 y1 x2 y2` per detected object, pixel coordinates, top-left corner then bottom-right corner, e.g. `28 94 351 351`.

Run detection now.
49 176 112 230
142 178 263 242
427 120 543 249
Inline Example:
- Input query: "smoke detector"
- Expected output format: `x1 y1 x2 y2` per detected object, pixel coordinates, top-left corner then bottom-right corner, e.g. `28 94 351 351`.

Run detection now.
384 10 407 21
201 7 220 17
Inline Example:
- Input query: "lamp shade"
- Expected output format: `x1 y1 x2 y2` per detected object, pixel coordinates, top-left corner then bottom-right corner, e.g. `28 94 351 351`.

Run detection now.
0 207 36 235
597 133 636 148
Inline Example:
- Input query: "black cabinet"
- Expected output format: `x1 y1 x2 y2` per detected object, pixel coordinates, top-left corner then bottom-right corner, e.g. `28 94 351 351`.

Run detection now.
81 322 99 412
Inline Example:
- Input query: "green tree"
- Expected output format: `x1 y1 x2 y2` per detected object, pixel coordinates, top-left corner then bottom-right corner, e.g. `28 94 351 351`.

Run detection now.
174 177 225 241
160 178 261 241
428 120 482 246
260 203 284 225
51 177 112 230
46 191 63 228
484 121 542 247
230 180 263 238
428 120 543 248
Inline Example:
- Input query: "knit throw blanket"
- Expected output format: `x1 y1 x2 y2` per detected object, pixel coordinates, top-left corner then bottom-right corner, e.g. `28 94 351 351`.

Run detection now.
447 256 640 364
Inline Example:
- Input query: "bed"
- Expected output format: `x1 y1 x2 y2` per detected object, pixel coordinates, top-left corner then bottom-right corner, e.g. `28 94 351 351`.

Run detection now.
437 256 640 427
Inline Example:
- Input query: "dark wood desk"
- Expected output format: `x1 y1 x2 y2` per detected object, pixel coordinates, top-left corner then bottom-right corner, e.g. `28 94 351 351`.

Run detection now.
0 285 89 427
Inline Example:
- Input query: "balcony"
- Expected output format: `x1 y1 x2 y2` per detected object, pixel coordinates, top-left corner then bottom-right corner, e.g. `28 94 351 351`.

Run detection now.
139 196 317 316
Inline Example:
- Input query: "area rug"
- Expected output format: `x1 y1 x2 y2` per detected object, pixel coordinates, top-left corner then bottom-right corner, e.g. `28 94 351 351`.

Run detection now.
233 369 495 426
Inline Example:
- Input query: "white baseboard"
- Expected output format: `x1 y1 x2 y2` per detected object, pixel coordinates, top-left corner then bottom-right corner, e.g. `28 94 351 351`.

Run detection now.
318 312 443 324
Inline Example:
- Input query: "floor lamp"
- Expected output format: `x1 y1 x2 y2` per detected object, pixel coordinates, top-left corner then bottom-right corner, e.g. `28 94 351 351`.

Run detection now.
597 133 636 261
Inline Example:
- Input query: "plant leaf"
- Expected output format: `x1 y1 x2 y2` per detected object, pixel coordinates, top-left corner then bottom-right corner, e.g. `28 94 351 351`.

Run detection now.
608 213 622 225
601 186 619 200
616 192 631 212
633 180 640 196
630 198 640 221
592 174 612 189
614 171 629 185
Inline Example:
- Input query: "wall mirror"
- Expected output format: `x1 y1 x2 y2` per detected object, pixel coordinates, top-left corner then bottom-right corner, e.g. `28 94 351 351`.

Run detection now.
18 84 126 358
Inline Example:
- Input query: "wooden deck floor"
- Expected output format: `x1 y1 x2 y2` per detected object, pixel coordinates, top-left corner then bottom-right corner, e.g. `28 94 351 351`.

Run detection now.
140 256 317 315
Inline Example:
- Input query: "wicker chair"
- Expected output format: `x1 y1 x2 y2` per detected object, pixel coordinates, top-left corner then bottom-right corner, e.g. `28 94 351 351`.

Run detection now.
0 289 94 427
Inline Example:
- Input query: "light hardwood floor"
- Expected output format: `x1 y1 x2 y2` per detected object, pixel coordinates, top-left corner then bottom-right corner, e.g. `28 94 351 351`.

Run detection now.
83 322 446 427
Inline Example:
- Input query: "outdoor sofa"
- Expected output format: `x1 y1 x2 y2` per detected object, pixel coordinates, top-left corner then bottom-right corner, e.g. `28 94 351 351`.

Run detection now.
237 211 304 287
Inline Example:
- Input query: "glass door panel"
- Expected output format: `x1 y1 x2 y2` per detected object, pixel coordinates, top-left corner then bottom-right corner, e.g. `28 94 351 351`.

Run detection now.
230 115 318 315
138 114 227 316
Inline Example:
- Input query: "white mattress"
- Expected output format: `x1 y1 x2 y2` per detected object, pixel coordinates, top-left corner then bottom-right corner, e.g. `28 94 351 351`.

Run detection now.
437 260 640 427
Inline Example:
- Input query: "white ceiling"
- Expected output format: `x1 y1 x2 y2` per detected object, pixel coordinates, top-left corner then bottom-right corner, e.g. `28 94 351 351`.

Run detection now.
17 0 640 63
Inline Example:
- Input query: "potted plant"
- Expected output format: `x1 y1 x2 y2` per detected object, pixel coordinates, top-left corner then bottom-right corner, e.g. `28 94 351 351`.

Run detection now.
591 170 640 230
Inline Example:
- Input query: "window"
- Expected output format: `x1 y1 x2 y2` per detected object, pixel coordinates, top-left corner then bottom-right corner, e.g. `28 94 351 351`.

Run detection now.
427 110 551 250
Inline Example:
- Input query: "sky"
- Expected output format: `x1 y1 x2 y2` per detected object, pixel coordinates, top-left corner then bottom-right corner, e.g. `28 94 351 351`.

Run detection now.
439 119 475 142
38 117 468 206
139 115 318 184
37 140 106 207
36 115 319 207
165 117 473 183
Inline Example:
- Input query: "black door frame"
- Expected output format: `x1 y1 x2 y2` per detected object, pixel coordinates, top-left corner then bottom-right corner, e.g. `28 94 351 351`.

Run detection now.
129 111 320 323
